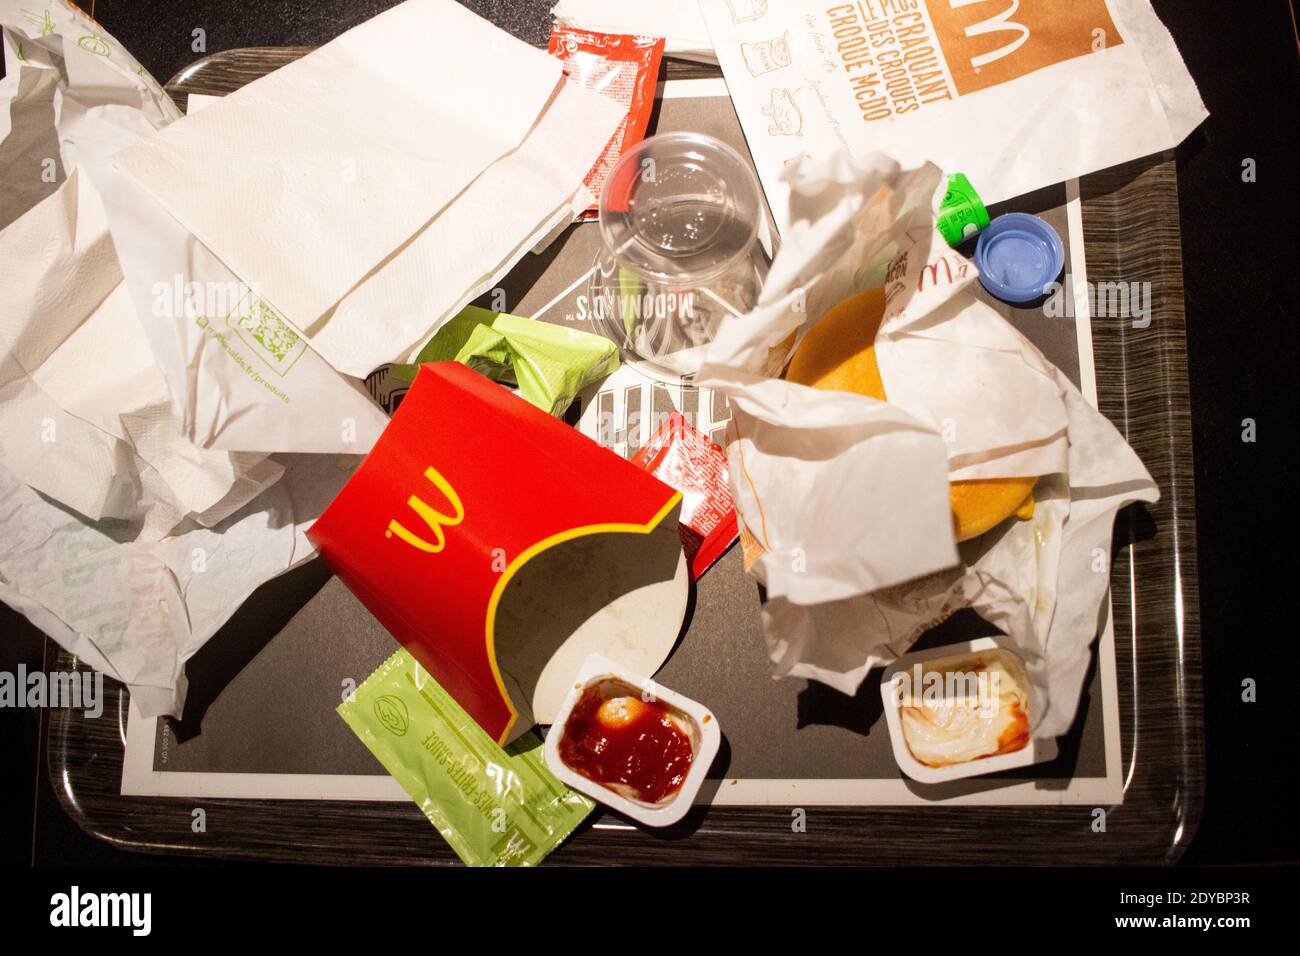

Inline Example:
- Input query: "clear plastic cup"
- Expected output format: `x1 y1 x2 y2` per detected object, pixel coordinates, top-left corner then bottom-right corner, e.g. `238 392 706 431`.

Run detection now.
589 132 769 378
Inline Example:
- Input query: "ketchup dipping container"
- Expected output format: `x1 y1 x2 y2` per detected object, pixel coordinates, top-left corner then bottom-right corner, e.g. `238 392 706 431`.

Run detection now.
544 653 721 827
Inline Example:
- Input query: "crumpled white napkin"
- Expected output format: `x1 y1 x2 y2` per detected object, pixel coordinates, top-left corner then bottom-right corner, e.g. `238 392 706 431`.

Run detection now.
0 454 353 717
0 0 391 456
0 165 282 531
699 151 1158 738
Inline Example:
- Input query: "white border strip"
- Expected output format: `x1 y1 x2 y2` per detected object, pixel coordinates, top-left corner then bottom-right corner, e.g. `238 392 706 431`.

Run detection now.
657 77 730 99
1066 178 1099 409
121 702 409 800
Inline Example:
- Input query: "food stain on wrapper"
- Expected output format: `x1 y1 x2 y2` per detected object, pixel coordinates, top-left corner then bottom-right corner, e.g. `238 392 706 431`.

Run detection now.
557 678 695 804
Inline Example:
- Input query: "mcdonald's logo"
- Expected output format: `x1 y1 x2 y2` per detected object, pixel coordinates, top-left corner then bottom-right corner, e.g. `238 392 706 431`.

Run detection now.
386 465 466 553
927 0 1122 96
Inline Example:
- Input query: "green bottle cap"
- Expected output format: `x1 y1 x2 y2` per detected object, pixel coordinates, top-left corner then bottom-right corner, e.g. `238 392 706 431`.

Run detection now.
937 173 990 247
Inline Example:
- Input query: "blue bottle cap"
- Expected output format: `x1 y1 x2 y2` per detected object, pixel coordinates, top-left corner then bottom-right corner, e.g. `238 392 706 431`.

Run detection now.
972 213 1065 304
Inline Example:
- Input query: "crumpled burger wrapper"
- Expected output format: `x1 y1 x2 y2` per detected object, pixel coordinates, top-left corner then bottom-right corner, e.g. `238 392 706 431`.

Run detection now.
396 306 618 416
698 152 1158 739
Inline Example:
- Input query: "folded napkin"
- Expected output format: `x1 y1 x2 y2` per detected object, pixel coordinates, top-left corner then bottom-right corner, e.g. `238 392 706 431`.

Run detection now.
113 0 623 378
0 4 391 457
114 0 562 326
315 78 623 376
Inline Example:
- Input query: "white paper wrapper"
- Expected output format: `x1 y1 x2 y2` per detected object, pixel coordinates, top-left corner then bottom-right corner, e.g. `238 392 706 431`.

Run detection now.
699 0 1207 232
0 0 391 455
0 2 368 716
0 164 282 531
699 152 1158 739
0 454 352 717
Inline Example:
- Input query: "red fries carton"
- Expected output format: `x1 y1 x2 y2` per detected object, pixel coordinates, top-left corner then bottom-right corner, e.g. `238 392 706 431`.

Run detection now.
309 363 687 743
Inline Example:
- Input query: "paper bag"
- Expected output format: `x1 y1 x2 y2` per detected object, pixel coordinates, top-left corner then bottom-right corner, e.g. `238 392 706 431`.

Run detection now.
700 0 1207 230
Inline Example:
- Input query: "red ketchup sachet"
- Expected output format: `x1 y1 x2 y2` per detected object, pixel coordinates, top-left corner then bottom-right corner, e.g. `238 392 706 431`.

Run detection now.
546 25 665 219
632 412 739 580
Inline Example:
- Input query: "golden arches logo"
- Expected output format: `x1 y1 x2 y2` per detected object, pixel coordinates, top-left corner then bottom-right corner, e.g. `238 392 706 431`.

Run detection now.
386 466 465 553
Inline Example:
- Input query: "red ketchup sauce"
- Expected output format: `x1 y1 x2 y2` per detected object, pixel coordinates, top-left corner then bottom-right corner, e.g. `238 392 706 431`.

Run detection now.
557 682 694 804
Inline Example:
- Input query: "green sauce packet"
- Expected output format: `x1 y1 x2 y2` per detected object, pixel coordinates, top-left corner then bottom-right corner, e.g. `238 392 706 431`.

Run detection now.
338 648 594 866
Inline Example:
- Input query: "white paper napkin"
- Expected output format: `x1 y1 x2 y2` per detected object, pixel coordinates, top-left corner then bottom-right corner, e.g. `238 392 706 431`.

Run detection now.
0 454 354 717
112 0 564 335
314 76 625 376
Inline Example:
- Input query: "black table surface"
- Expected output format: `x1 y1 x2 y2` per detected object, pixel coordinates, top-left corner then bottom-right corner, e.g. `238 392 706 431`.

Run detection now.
2 0 1296 867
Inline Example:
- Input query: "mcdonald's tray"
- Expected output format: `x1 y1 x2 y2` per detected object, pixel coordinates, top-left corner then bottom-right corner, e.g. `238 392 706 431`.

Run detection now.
45 50 1202 865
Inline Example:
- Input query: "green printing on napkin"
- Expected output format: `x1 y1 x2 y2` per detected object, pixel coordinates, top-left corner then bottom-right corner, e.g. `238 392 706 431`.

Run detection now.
338 648 593 867
394 306 618 416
